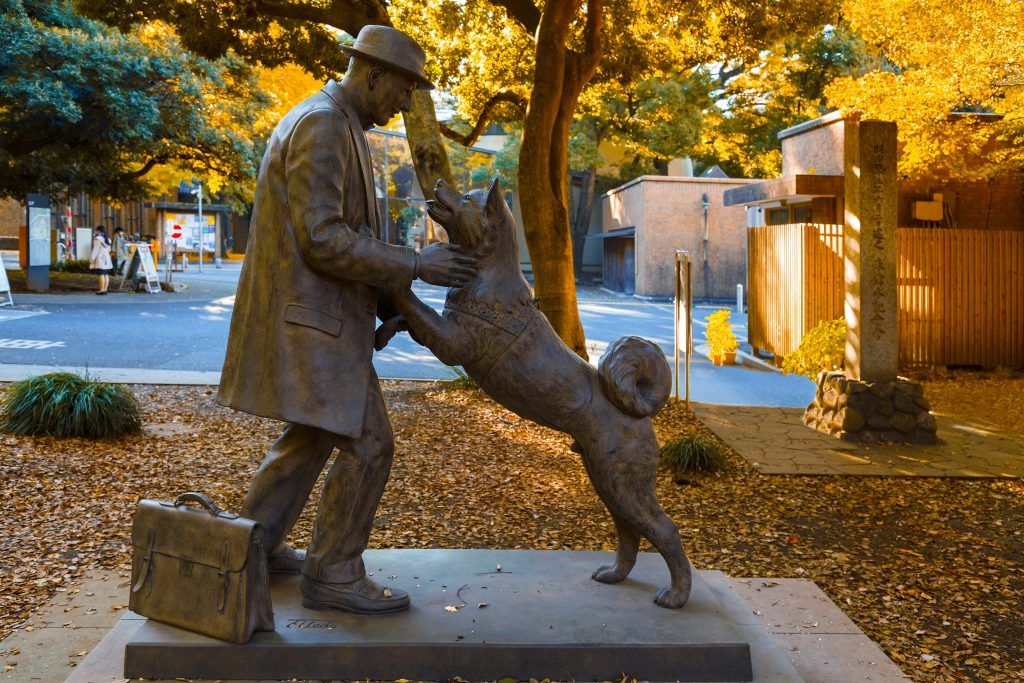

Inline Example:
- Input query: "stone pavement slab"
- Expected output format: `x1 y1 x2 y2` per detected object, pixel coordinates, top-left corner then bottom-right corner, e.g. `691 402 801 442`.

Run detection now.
695 404 1024 477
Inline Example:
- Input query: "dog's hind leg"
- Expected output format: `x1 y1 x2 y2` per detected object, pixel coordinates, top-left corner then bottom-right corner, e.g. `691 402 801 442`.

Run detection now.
591 515 641 584
584 427 692 609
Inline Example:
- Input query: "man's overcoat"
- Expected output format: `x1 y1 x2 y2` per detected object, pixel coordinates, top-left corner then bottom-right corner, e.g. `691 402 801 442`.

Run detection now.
218 80 416 437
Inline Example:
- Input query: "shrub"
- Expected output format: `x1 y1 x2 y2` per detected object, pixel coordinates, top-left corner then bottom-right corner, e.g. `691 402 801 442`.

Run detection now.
50 259 93 274
782 318 846 379
0 372 142 438
659 433 727 473
705 309 739 356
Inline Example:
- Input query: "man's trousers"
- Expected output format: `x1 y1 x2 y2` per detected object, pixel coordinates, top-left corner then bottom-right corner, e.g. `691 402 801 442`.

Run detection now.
240 378 393 584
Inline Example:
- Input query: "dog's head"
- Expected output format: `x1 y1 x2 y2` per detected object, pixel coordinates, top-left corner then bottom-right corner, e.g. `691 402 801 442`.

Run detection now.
426 177 515 259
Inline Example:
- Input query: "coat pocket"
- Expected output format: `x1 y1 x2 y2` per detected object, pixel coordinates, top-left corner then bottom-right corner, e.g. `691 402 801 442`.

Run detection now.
283 304 342 336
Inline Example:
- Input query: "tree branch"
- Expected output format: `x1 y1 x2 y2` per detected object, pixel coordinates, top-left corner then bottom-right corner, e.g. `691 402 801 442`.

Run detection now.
439 91 527 147
487 0 540 36
569 0 603 84
117 155 169 183
253 0 387 36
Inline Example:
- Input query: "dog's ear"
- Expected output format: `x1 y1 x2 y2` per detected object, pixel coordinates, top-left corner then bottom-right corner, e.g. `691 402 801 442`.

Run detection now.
483 177 505 224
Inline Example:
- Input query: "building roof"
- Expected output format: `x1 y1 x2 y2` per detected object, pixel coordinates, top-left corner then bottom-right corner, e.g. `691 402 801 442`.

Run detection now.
586 226 636 239
722 174 844 207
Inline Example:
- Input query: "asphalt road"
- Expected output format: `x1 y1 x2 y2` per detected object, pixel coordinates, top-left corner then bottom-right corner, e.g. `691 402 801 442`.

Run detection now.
0 261 815 406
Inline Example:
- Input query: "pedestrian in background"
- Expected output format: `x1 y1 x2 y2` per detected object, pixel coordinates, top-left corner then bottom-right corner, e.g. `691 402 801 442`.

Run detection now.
112 227 128 276
89 225 114 295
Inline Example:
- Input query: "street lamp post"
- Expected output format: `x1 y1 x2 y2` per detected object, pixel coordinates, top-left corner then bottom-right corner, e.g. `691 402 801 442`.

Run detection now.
192 180 204 273
701 193 710 302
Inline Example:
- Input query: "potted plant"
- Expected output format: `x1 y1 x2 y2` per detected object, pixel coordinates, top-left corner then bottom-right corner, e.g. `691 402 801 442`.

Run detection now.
705 310 739 366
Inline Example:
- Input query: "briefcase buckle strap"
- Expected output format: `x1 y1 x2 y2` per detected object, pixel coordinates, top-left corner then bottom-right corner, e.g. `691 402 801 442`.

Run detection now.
217 541 231 613
132 529 156 597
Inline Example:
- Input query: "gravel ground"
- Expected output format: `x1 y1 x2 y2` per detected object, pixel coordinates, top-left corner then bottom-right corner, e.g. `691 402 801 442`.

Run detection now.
0 381 1021 682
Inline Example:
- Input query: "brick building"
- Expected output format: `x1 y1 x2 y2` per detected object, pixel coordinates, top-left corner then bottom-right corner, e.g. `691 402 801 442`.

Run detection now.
724 111 1024 230
599 176 755 299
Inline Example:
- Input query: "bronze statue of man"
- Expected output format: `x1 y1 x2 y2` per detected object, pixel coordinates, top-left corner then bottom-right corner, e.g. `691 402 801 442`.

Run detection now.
218 26 474 614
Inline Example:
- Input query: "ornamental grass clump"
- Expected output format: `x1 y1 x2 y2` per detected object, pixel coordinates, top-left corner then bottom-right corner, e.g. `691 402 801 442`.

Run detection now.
782 317 846 380
659 433 727 474
0 372 142 438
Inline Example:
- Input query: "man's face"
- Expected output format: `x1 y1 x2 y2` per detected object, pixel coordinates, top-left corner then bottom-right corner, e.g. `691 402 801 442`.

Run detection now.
366 68 416 126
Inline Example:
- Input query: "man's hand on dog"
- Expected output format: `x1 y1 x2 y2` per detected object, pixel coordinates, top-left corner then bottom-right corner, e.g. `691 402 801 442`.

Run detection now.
418 242 476 287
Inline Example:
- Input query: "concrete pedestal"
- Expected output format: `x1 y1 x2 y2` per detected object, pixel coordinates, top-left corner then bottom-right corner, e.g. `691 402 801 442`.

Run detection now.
125 549 756 682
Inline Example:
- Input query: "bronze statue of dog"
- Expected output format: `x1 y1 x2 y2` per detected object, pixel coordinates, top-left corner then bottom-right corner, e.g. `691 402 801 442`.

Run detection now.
377 178 692 608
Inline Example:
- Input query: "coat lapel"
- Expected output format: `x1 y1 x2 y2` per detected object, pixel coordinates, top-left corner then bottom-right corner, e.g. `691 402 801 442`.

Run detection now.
322 81 380 237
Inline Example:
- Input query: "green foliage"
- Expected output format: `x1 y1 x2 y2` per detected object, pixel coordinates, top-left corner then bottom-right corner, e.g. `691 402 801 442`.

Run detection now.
0 0 271 203
50 259 92 274
442 366 478 391
76 0 346 79
0 372 142 438
705 310 740 356
782 318 846 379
659 433 727 474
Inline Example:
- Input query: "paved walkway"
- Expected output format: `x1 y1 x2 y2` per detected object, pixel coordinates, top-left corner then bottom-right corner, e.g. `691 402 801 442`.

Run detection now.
696 404 1024 477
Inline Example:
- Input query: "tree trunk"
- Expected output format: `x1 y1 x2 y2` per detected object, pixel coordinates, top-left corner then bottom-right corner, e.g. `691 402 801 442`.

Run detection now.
403 90 454 199
517 0 602 359
571 164 596 282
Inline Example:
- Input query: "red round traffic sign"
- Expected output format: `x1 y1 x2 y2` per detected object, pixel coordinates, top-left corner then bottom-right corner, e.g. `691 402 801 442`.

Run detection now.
170 224 183 240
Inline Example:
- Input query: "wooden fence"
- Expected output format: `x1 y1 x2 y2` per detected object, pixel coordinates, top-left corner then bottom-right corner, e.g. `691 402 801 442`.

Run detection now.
747 224 1024 368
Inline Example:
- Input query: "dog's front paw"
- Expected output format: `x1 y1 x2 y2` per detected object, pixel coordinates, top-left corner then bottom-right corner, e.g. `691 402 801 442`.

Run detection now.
654 586 690 609
591 563 629 584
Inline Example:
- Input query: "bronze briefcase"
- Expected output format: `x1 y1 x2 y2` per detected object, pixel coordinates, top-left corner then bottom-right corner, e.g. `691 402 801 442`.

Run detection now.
129 492 275 644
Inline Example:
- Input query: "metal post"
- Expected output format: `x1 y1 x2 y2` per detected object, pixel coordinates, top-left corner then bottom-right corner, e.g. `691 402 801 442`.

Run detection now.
197 182 204 273
674 250 693 404
736 283 743 313
701 193 710 302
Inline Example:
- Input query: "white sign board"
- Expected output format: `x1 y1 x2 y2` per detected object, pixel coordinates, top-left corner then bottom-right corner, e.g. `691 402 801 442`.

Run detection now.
136 243 161 293
0 258 12 306
26 194 51 268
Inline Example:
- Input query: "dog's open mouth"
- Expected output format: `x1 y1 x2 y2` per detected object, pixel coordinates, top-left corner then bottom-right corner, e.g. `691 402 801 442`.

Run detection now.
427 180 460 229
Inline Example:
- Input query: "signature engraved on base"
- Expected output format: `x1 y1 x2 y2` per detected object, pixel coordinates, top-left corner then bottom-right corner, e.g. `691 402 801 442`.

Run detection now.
287 618 338 629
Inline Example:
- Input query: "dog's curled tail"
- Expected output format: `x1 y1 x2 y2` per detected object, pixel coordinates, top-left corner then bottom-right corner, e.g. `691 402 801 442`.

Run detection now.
597 336 672 418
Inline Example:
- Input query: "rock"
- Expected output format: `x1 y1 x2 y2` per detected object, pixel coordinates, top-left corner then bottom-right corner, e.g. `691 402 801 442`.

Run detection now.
890 412 917 434
916 412 938 432
914 395 932 411
869 381 894 399
893 391 919 414
878 430 905 443
867 414 891 430
877 400 895 416
837 392 850 408
849 392 880 416
847 381 869 394
896 379 922 397
841 407 865 432
835 376 849 394
823 389 840 410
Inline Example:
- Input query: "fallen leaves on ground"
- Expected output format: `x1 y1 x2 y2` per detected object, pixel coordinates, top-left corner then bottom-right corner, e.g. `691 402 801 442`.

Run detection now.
916 369 1024 437
0 382 1021 682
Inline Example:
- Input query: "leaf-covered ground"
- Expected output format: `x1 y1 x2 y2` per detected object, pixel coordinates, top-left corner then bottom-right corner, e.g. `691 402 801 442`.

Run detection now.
1 382 1021 682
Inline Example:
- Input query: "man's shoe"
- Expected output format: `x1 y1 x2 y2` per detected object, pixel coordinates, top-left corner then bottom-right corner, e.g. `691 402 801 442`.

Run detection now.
301 575 410 614
268 545 305 574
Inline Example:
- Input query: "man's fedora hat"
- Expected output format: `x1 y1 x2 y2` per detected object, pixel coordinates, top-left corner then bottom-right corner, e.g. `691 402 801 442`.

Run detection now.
342 25 435 90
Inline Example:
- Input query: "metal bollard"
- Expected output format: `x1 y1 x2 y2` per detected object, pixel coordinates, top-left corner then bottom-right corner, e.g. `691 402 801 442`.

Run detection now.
736 284 744 313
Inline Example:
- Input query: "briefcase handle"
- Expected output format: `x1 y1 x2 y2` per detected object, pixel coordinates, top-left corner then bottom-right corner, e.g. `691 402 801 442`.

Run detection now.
166 492 239 519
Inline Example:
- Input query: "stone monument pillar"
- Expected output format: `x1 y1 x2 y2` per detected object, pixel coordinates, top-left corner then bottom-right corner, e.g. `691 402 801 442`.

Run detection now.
803 119 937 444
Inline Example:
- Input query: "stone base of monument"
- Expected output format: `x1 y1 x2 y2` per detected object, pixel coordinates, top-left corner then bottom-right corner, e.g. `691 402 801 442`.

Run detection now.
124 549 768 682
804 371 938 444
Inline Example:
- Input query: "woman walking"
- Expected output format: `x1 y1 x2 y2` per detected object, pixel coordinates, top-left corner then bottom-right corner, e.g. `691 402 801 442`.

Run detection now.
112 227 128 276
89 225 114 295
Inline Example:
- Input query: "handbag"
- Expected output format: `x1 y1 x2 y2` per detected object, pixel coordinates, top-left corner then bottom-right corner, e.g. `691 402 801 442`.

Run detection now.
129 492 275 644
